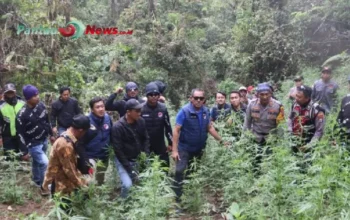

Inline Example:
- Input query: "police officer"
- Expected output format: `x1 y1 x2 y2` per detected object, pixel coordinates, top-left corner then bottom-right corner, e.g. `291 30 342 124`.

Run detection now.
210 92 231 122
288 76 304 100
312 66 339 114
288 85 325 153
141 83 172 166
244 83 284 172
106 82 145 118
172 88 223 203
337 76 350 142
0 83 25 160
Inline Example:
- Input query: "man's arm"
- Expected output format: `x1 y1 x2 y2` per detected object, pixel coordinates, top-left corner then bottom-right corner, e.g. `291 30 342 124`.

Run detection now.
164 109 173 146
243 103 252 130
312 111 325 141
16 112 28 156
207 123 222 141
50 103 58 128
57 145 86 187
111 125 133 173
75 100 82 115
171 109 185 161
311 83 317 101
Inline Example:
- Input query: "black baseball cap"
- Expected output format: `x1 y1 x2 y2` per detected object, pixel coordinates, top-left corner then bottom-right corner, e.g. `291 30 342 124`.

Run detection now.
71 114 90 130
125 99 143 110
145 82 160 96
3 83 16 94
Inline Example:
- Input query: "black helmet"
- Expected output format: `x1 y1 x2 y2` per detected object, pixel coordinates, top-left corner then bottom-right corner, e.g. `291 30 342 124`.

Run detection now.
153 80 167 94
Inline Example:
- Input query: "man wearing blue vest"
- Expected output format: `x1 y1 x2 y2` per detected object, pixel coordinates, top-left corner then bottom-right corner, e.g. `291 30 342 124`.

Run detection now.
0 83 25 160
172 88 223 203
79 97 112 185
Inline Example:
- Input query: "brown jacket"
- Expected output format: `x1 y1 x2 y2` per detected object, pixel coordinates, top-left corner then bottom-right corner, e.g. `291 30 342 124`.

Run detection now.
42 130 87 194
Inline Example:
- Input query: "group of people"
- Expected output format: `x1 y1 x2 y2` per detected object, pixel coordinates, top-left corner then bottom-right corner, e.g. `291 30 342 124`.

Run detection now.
1 66 350 211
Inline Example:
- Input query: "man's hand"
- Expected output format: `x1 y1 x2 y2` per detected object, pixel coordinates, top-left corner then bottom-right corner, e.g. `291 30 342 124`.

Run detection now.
50 136 56 145
171 150 180 161
21 153 30 161
159 96 166 103
115 88 123 94
166 145 172 152
299 145 307 153
52 127 57 136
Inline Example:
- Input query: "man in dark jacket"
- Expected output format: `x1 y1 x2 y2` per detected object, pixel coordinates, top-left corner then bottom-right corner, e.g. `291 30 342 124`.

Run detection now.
79 97 112 185
226 91 247 139
141 83 172 166
337 76 350 143
16 85 55 195
210 91 231 122
0 83 25 160
51 87 81 135
111 99 150 198
106 82 145 118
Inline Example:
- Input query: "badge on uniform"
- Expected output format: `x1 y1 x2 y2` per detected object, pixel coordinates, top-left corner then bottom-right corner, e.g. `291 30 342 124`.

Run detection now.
103 124 109 130
158 112 163 118
203 113 207 119
90 124 96 130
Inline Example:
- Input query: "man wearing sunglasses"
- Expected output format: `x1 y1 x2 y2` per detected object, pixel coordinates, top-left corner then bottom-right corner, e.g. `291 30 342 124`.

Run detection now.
288 85 325 153
244 83 285 171
106 81 145 118
141 82 173 166
111 99 150 198
172 88 223 203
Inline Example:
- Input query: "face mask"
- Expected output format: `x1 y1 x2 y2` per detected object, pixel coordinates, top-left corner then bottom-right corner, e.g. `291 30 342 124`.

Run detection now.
4 96 18 105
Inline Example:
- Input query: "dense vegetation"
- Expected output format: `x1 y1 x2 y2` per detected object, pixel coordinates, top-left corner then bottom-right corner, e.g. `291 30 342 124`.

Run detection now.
1 0 350 219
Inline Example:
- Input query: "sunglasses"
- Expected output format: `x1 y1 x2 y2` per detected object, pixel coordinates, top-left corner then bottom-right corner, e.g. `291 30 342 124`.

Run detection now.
147 93 160 97
128 88 138 92
193 96 205 101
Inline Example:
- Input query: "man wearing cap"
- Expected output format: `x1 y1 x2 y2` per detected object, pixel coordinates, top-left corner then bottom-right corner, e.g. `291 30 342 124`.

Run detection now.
111 99 150 198
336 76 350 143
311 67 339 114
288 86 325 153
210 92 231 122
141 82 172 166
0 83 25 160
51 86 81 136
106 81 145 118
42 114 90 211
288 76 304 100
172 88 223 203
244 83 285 171
16 85 54 195
239 87 249 105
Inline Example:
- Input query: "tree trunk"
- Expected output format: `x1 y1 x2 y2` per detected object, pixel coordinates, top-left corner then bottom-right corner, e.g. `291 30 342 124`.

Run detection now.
148 0 156 18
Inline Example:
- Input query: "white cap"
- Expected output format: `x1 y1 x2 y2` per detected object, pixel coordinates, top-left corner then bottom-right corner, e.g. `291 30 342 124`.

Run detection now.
239 86 247 91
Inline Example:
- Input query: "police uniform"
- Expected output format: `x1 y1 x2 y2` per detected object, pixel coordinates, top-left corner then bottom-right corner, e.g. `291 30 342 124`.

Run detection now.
244 98 284 143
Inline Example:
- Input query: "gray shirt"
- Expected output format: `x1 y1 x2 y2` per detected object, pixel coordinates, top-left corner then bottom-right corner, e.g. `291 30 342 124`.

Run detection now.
311 79 339 113
244 98 284 142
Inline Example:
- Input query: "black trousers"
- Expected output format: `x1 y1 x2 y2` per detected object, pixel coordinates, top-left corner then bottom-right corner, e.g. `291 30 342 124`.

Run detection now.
173 149 203 202
3 137 20 161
